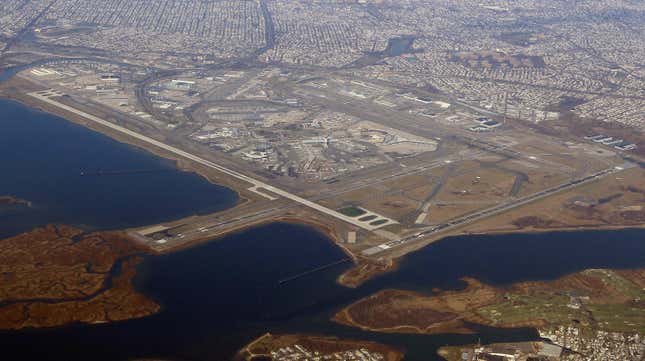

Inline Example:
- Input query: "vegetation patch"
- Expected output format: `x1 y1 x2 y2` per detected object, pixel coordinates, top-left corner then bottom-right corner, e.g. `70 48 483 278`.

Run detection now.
338 206 366 217
359 215 378 222
370 219 389 226
334 268 645 335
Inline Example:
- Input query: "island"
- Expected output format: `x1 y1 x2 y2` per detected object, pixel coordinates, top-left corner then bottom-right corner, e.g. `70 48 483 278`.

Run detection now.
2 54 644 291
338 165 645 288
438 341 567 361
235 333 404 361
1 2 645 360
334 268 645 336
0 195 30 207
438 334 644 361
0 225 159 329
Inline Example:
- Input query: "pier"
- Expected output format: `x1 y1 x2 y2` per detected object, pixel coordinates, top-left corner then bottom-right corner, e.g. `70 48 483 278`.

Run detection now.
79 169 174 177
278 258 351 285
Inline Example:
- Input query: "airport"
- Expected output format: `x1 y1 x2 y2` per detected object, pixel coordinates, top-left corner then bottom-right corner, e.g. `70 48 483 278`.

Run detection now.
16 59 638 269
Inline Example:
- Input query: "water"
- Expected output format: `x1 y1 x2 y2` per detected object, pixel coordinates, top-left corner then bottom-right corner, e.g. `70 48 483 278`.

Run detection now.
0 64 27 82
349 36 417 67
1 224 644 361
0 97 238 237
0 90 643 361
385 37 415 57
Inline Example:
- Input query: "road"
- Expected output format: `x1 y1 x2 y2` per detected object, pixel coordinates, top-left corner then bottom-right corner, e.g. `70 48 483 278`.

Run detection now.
258 0 275 53
29 90 387 231
0 0 57 55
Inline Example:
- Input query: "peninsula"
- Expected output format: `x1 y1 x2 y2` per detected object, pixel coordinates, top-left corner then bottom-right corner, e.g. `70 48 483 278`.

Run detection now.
0 225 159 329
1 4 645 359
235 333 404 361
334 268 645 335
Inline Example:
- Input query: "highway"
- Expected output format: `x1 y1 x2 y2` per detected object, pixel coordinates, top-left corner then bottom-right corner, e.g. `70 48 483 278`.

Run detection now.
29 90 386 231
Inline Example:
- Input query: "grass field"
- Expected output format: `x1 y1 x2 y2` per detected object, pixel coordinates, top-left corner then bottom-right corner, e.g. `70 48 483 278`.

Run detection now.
338 206 367 217
359 215 378 221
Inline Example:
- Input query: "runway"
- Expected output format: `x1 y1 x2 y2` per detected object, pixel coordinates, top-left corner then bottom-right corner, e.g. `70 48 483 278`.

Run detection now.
29 90 387 232
362 163 634 255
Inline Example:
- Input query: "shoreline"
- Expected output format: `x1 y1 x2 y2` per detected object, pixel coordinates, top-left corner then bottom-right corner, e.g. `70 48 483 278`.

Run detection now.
331 282 538 336
336 222 645 288
0 81 365 284
332 266 645 336
3 220 641 332
0 225 160 331
235 332 405 361
0 89 251 207
146 210 355 261
1 77 643 290
0 82 364 257
0 195 31 207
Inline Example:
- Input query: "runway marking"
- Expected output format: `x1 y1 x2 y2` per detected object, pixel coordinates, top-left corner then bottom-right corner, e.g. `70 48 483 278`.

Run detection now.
247 186 278 200
362 164 633 255
29 90 387 231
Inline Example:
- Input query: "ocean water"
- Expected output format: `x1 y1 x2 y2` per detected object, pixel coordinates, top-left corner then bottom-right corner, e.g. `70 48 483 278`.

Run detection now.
1 222 643 361
1 90 644 361
0 97 238 238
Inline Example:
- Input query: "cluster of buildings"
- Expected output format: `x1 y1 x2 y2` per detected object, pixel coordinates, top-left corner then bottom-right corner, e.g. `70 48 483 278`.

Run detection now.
189 99 389 180
261 0 393 67
460 341 563 361
540 326 644 361
271 344 386 361
456 329 645 361
469 117 502 132
22 60 169 126
38 0 266 64
584 134 637 151
345 1 645 131
573 97 645 130
0 0 54 40
4 0 644 134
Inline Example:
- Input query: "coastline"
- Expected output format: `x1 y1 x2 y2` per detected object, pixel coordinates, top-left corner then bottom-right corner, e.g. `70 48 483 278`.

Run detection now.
235 332 405 361
0 80 357 256
336 222 645 288
0 87 251 208
1 75 643 291
0 195 31 207
0 217 346 331
332 267 645 336
331 279 536 335
0 79 365 286
0 225 160 330
146 210 354 260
